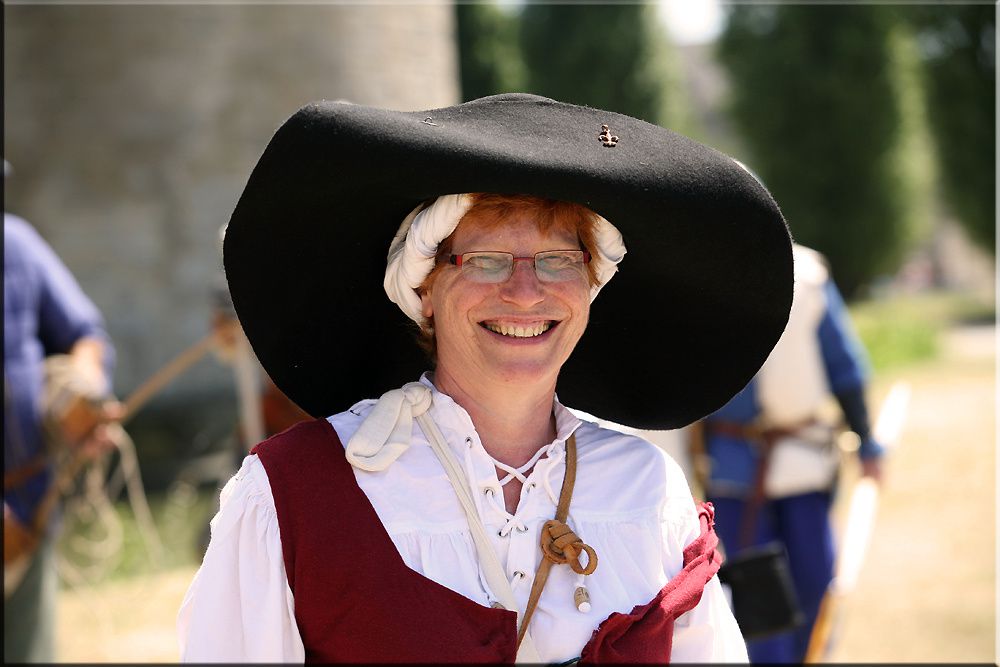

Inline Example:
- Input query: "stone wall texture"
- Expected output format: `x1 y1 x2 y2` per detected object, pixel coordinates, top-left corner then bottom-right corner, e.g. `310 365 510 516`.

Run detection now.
5 4 460 404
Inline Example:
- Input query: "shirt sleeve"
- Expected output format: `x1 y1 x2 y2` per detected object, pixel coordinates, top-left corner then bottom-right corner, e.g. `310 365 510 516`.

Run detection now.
818 278 869 394
660 469 749 663
177 454 305 662
10 215 116 384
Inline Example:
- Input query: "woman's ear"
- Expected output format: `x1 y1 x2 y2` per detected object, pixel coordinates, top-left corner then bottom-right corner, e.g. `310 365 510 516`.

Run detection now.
420 289 433 319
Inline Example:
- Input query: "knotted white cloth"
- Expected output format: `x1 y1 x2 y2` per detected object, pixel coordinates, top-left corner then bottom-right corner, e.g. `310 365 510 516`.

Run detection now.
344 382 432 471
384 194 474 325
383 194 627 325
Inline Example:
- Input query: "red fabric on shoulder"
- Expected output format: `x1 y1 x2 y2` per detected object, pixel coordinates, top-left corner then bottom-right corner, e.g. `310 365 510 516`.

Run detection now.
251 418 518 663
579 502 724 664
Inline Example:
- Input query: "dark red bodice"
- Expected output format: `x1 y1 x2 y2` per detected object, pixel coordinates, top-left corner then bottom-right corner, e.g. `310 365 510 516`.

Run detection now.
253 418 723 663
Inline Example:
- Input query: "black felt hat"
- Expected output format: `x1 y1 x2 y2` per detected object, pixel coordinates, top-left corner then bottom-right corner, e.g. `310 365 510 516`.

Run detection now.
224 93 792 430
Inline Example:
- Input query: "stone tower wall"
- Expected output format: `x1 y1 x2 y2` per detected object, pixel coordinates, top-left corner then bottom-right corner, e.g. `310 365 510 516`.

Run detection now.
5 4 459 408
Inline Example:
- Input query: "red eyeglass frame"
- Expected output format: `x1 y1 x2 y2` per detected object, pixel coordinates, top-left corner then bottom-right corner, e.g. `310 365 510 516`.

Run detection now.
448 250 592 267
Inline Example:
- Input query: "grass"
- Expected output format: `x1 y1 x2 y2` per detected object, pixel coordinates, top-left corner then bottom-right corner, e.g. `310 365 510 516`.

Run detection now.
848 289 994 372
57 482 221 587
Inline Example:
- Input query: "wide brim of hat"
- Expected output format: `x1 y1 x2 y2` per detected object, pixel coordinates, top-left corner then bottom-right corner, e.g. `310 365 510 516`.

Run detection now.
224 93 792 430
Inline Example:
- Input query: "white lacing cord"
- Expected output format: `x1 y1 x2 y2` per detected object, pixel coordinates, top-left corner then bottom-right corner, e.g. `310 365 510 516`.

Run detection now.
482 444 553 538
485 438 595 613
491 445 550 487
499 515 528 538
481 488 528 538
537 444 566 506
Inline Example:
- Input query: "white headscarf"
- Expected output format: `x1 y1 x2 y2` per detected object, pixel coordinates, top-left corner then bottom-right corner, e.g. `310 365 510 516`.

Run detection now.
383 193 627 325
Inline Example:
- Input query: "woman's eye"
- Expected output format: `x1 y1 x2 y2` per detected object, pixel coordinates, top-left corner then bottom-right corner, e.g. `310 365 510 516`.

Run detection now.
468 255 507 271
538 254 571 270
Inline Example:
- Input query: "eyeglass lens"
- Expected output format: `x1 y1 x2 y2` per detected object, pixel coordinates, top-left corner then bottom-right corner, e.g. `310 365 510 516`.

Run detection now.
458 251 587 284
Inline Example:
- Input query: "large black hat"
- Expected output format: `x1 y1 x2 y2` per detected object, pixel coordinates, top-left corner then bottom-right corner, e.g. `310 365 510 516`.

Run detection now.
224 93 792 430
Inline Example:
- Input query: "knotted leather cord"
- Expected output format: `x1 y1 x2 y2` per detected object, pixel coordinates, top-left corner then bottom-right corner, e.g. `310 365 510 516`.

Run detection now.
517 433 598 648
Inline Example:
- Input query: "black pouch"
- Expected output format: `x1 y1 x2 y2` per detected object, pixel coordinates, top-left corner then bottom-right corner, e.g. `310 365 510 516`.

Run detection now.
717 540 805 640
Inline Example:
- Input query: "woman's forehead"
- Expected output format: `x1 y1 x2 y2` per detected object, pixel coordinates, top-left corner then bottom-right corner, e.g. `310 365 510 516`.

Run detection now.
451 213 578 250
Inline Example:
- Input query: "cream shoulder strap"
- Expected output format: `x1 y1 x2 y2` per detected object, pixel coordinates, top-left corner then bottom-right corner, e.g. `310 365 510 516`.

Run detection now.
415 411 542 663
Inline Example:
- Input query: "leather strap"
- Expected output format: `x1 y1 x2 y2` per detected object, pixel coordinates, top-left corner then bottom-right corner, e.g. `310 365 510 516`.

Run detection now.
518 434 597 646
705 417 819 548
704 417 821 444
4 454 48 491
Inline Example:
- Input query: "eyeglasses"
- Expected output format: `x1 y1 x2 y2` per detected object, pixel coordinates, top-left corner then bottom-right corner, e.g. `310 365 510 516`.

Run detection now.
448 250 591 284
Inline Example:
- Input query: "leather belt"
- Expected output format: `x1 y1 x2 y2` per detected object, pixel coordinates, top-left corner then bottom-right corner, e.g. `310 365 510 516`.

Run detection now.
705 417 820 447
704 416 821 549
4 454 49 491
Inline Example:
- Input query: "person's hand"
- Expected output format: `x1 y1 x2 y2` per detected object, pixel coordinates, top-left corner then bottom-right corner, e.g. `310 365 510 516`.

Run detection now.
860 456 884 485
210 313 244 361
67 337 111 396
78 400 126 458
59 398 126 459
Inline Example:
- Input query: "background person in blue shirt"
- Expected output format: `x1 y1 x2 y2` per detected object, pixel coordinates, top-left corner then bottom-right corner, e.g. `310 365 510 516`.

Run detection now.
701 243 884 664
4 195 123 662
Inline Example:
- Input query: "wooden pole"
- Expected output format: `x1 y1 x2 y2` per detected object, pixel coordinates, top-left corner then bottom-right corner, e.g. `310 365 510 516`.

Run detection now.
804 477 879 662
231 332 265 450
803 381 910 662
121 332 218 422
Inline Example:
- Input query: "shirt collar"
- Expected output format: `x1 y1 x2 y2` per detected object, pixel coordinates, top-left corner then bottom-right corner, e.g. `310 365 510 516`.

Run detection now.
418 371 583 447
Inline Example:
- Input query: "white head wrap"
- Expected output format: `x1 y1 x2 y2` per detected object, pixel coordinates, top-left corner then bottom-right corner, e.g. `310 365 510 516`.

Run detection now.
383 193 627 325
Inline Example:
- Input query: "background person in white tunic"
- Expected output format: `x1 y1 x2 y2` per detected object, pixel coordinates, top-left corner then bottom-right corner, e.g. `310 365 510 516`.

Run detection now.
176 93 796 663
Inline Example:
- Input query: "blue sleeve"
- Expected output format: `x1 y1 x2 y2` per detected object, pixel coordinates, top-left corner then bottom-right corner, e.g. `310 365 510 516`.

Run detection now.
818 279 869 394
819 279 883 459
16 216 116 383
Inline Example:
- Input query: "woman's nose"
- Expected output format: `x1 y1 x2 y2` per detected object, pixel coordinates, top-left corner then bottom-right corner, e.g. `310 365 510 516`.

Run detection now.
499 260 545 306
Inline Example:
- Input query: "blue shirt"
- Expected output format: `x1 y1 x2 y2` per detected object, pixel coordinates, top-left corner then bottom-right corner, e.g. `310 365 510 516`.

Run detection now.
4 213 115 525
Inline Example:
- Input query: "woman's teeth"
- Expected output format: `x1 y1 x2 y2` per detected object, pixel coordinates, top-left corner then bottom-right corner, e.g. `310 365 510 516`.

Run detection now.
484 321 552 338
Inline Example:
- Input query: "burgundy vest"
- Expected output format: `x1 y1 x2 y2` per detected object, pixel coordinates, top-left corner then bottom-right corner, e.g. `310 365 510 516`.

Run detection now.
253 418 724 663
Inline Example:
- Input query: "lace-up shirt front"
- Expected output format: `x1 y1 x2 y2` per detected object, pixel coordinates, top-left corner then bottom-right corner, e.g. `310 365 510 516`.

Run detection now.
177 374 748 663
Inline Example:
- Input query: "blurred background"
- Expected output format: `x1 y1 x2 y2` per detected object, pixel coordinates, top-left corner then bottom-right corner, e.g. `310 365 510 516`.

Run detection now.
4 0 994 662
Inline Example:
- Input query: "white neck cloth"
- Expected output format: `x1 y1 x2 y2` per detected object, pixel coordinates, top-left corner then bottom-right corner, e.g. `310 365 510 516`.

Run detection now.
383 193 627 325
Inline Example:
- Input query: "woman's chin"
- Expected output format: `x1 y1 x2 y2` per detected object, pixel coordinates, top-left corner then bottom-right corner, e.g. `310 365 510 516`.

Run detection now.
479 358 564 390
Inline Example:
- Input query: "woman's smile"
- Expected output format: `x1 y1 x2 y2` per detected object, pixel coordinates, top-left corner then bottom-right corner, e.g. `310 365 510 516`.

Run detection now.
480 319 556 339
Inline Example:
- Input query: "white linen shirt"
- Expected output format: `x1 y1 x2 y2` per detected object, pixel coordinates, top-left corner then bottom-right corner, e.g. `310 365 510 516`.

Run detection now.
177 375 748 663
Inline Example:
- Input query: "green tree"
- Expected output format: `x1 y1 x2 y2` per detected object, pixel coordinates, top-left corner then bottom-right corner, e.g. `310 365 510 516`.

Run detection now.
455 3 525 101
519 3 683 127
903 5 995 254
717 5 915 297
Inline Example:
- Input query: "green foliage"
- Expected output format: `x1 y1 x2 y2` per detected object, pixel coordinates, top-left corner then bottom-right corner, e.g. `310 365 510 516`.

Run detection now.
518 3 683 126
882 23 939 250
851 300 939 372
849 290 994 372
717 5 917 298
58 483 220 584
900 5 995 254
455 3 526 100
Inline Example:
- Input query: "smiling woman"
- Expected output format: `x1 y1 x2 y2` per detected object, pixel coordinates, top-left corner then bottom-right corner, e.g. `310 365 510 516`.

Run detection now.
177 93 794 663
